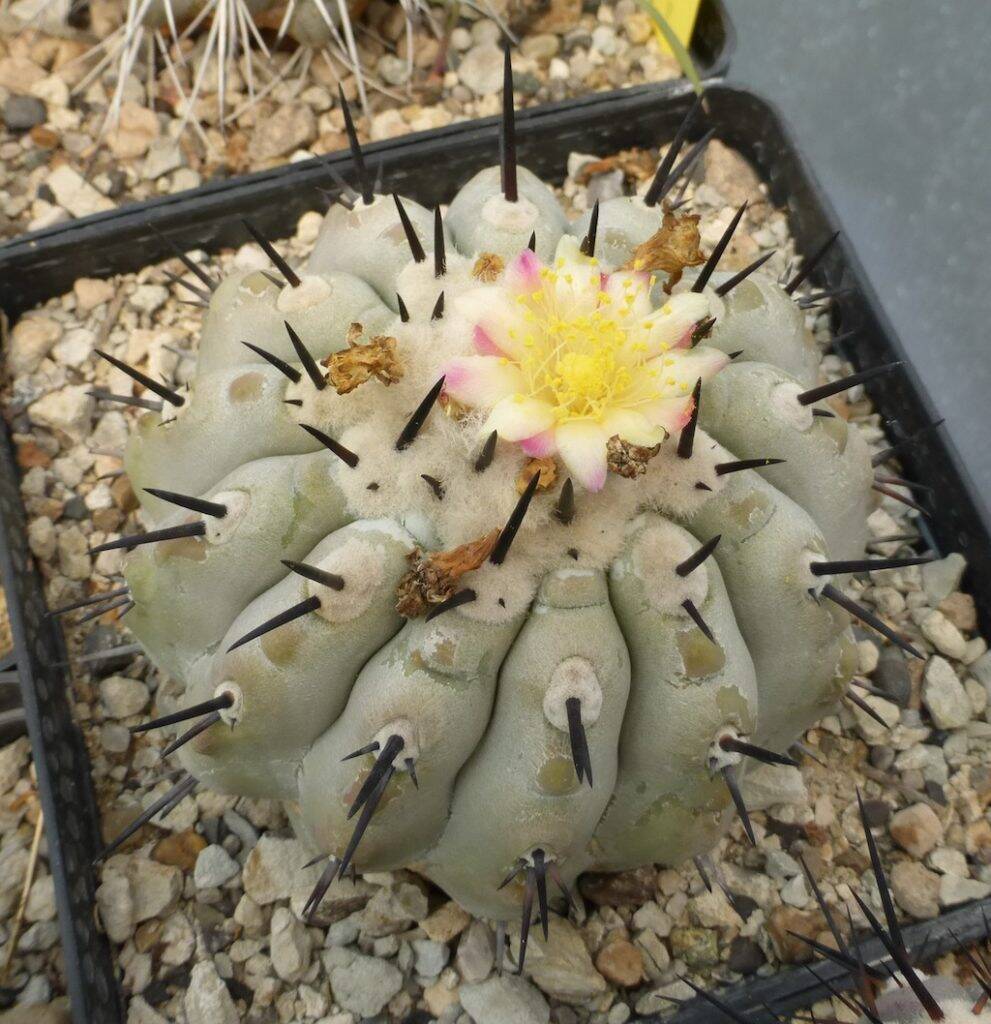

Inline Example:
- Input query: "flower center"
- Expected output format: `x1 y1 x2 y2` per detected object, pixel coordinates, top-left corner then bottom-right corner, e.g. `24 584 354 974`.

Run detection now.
518 307 652 421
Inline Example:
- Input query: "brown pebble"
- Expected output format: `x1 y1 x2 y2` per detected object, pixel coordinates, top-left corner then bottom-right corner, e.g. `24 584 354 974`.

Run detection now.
153 829 207 871
421 900 471 943
595 938 644 987
938 592 977 632
16 440 51 469
29 125 59 149
579 865 657 907
111 474 138 514
766 905 825 964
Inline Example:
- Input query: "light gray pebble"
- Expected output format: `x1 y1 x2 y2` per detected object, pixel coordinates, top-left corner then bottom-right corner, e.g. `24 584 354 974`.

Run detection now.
923 656 972 729
460 976 550 1024
329 953 403 1017
194 844 240 889
413 937 450 977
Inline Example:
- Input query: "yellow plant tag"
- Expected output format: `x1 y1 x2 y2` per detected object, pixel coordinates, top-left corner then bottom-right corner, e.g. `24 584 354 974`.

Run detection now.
649 0 702 54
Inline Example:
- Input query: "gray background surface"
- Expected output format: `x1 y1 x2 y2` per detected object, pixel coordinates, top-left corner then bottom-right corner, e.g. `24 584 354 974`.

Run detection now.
728 0 990 509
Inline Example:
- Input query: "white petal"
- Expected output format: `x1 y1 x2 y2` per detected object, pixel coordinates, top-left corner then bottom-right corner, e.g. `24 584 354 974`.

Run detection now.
642 292 712 357
484 395 557 442
555 419 609 492
452 287 529 359
603 271 652 322
504 248 544 295
444 357 525 408
601 408 667 447
647 344 729 395
639 395 695 434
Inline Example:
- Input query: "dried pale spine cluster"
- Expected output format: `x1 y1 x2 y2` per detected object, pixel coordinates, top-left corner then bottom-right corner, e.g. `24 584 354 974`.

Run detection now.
88 61 935 965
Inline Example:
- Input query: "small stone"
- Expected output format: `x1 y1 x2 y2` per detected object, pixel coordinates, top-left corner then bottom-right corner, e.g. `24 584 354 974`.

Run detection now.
194 844 240 888
689 888 743 928
413 937 450 977
242 835 309 905
4 95 47 131
422 900 471 942
25 875 56 922
377 53 409 86
74 277 116 313
95 872 133 943
270 905 312 981
0 56 45 92
329 953 403 1017
631 901 672 937
890 803 944 858
525 917 606 1003
0 737 31 794
457 44 505 96
108 102 159 159
29 385 94 440
248 103 317 162
923 657 971 729
130 284 169 315
766 906 824 964
9 317 61 376
727 936 765 974
457 919 496 983
851 692 900 742
184 960 239 1024
634 929 670 981
424 977 461 1017
99 675 149 719
939 874 991 908
874 647 912 707
360 880 429 936
522 33 561 60
595 939 643 987
704 138 764 206
921 610 968 660
580 865 656 906
739 763 807 810
929 847 968 876
47 164 114 217
142 139 184 180
669 927 719 967
890 861 940 919
460 976 550 1024
940 592 977 632
780 873 809 907
153 830 207 871
921 552 966 604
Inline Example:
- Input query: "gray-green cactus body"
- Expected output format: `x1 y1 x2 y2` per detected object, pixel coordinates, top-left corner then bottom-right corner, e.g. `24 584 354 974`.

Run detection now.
117 159 878 925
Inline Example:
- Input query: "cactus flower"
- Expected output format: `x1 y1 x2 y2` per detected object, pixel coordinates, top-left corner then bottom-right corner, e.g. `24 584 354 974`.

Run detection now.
445 239 727 491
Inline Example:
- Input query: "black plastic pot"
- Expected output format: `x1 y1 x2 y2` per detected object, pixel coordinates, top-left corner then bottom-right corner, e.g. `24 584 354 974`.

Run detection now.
0 75 989 1024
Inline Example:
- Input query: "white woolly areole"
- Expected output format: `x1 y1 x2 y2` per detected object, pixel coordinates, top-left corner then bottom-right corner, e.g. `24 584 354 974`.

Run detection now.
276 274 333 313
307 537 388 622
395 254 473 320
238 269 277 297
204 490 250 545
160 400 181 424
707 727 742 772
800 547 831 593
481 194 538 233
543 657 603 731
371 718 419 766
771 381 814 431
215 681 243 726
627 516 709 615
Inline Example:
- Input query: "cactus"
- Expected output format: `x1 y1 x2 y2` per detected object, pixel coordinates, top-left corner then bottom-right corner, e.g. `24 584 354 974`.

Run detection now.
97 60 932 965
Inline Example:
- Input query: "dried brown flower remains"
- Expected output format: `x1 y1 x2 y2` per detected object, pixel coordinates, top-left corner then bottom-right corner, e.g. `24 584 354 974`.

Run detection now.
395 529 500 617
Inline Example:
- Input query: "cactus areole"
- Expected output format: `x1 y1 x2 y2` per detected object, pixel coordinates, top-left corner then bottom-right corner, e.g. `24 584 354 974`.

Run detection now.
105 75 918 964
